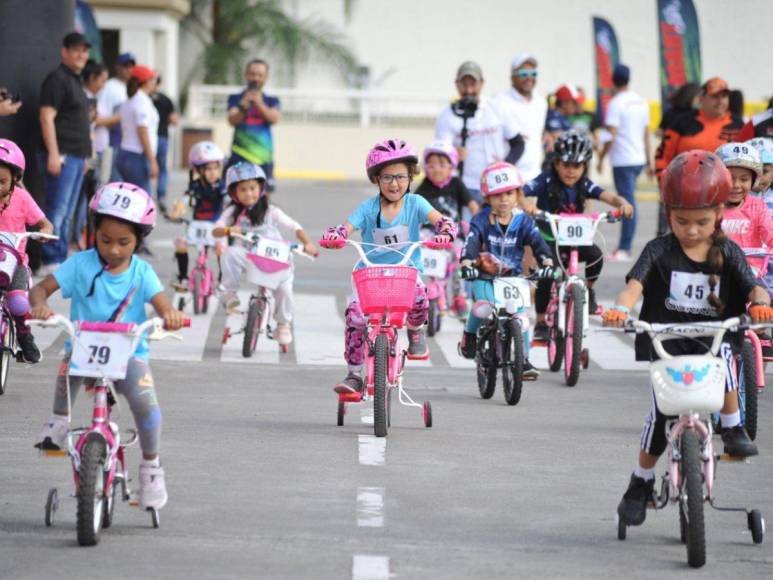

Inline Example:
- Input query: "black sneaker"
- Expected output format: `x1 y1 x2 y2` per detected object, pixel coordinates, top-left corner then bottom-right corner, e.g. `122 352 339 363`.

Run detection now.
522 360 539 380
459 331 477 359
406 327 429 360
588 287 600 315
533 321 549 343
617 474 655 527
721 425 758 458
17 332 41 363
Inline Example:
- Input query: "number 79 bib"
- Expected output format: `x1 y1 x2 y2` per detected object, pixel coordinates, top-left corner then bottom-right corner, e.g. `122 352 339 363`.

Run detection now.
70 330 134 380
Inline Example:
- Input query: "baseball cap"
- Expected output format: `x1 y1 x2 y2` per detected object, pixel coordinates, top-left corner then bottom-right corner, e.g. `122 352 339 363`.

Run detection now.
118 52 137 66
555 84 583 103
612 64 630 86
702 77 730 96
457 61 483 82
511 53 538 72
62 32 91 49
130 65 157 83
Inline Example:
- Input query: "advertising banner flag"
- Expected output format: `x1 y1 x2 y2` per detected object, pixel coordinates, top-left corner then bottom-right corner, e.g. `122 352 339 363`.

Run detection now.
657 0 702 114
592 17 620 123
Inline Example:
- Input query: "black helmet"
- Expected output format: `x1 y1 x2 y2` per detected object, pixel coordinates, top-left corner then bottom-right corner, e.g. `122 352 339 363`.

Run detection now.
553 130 593 164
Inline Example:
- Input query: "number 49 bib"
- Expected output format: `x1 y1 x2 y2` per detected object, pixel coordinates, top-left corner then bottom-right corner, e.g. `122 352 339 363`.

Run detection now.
668 271 718 313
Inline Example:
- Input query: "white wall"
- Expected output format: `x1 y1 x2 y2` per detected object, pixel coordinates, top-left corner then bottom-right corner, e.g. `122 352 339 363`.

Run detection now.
286 0 771 103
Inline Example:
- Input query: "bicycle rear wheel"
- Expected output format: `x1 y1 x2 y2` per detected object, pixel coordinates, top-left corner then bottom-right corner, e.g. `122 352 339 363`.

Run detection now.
0 319 11 395
476 326 496 399
427 298 440 337
373 335 389 437
740 340 758 441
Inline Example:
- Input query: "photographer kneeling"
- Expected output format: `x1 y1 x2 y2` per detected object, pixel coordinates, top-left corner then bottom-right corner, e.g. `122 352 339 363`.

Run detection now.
435 61 524 202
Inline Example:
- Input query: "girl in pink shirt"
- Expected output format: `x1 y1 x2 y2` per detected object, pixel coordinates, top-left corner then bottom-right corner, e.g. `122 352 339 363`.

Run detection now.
0 139 54 362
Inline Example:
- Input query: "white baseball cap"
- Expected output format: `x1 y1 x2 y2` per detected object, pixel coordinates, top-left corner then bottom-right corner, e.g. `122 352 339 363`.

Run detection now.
511 53 538 71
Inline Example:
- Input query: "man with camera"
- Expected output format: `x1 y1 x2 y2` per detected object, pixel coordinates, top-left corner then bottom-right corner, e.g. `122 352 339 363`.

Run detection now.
434 61 523 202
0 88 21 117
227 59 281 191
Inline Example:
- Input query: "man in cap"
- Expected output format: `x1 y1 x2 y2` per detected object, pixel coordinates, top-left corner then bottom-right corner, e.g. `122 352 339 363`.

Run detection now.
597 64 652 261
434 61 523 201
98 52 136 181
38 32 92 274
495 53 548 181
654 76 744 234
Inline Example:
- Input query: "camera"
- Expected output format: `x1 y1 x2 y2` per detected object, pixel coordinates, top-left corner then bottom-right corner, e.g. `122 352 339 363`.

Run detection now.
247 81 259 91
0 88 21 103
452 95 478 119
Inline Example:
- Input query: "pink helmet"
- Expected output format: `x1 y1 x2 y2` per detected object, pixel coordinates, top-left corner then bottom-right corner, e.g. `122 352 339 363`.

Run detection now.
89 182 157 237
0 139 25 179
480 162 525 197
188 141 225 168
366 138 418 182
423 140 459 168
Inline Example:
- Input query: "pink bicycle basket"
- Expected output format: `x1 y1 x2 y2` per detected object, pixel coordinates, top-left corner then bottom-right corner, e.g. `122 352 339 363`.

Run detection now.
352 266 418 314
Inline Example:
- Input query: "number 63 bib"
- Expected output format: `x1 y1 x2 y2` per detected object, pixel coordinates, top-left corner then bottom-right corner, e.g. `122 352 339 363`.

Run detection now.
668 271 719 313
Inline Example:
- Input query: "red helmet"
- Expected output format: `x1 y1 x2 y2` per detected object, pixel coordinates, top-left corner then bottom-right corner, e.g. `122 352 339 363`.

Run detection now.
660 150 732 209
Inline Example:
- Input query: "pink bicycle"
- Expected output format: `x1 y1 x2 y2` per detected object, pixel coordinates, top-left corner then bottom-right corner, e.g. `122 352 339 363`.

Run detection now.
534 210 620 386
320 238 448 437
612 317 766 568
175 218 218 315
30 315 189 546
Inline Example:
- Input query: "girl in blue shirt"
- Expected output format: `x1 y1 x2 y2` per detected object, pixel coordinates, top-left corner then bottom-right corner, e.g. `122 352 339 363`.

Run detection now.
30 182 185 512
322 139 456 394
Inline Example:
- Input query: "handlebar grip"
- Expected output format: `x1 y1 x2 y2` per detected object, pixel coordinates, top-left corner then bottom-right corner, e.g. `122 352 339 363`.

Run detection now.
609 210 621 219
422 241 452 250
182 318 191 328
319 238 345 249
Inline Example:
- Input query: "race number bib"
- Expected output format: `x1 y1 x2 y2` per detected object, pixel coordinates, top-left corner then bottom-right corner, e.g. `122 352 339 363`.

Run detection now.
556 216 594 246
493 277 531 308
373 224 410 247
255 237 291 264
69 330 134 380
421 248 448 278
186 221 215 246
669 272 718 311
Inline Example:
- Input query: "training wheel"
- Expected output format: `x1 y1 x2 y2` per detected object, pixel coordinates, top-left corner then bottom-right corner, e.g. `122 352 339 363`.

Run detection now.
422 401 433 428
149 508 160 528
337 401 346 426
222 327 231 344
749 509 765 544
616 513 626 540
44 488 58 527
581 348 590 369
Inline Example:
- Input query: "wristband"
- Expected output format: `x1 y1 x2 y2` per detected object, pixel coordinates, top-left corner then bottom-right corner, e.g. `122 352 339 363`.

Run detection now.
750 301 770 307
611 305 630 313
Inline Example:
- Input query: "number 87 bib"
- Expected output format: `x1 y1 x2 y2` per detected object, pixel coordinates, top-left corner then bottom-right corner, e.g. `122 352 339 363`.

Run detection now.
69 330 134 380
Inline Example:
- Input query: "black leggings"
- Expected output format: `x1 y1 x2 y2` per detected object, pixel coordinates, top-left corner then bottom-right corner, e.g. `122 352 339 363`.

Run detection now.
535 243 603 314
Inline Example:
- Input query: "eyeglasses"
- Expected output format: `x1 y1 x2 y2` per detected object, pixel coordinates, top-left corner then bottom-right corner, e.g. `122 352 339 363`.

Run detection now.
378 174 411 184
515 69 538 78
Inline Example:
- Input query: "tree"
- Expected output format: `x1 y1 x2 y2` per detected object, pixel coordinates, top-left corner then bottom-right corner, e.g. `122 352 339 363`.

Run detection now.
184 0 358 86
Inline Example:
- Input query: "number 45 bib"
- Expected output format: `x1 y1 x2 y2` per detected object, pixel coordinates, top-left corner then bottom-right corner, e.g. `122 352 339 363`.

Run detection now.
668 271 719 314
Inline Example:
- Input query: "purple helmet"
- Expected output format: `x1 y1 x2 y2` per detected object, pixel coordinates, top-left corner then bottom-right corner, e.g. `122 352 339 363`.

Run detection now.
89 182 157 237
225 161 266 200
188 141 225 168
0 139 26 179
365 138 418 182
423 140 459 168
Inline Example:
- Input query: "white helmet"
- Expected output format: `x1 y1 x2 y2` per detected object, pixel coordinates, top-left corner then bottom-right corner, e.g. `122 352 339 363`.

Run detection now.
188 141 225 168
746 137 773 165
714 142 762 180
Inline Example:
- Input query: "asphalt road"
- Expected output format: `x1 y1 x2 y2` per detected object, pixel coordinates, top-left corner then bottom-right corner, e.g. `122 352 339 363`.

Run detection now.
1 174 771 579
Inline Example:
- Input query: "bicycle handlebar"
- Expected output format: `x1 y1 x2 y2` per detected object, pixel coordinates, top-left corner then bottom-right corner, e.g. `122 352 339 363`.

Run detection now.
230 231 315 261
318 238 451 268
27 315 191 340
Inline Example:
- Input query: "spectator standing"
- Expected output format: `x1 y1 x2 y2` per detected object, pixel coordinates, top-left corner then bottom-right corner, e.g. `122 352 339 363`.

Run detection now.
435 61 523 201
98 52 135 181
597 64 652 261
152 76 178 215
38 32 92 273
227 59 281 191
496 54 548 182
116 65 159 195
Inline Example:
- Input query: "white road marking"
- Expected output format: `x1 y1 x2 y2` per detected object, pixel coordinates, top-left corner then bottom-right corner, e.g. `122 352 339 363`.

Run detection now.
432 320 475 369
358 434 386 466
152 291 219 361
220 290 280 364
360 404 374 425
294 293 345 365
356 487 385 528
352 555 390 580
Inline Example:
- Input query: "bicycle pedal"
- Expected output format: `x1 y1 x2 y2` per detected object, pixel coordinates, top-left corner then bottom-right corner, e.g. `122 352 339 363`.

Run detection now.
40 449 68 457
530 340 547 347
717 454 750 463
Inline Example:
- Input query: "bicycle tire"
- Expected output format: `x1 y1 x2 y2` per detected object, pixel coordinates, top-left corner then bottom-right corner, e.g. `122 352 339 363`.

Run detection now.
740 340 758 441
76 437 107 546
193 271 203 315
427 298 440 337
242 298 264 358
0 319 11 395
681 430 706 568
476 327 496 399
547 324 564 372
502 318 524 406
564 284 584 386
373 335 389 437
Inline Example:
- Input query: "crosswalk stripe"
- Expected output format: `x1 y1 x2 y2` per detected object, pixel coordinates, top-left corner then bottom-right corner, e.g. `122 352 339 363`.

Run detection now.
294 293 345 366
152 291 220 361
220 290 280 364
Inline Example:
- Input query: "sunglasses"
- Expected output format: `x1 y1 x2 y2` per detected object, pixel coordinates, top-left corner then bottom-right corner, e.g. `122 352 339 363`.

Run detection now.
515 69 538 78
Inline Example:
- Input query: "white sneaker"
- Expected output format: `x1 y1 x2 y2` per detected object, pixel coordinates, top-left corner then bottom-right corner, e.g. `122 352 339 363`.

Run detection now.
607 250 632 262
276 323 292 345
139 462 168 510
35 415 69 450
221 291 240 313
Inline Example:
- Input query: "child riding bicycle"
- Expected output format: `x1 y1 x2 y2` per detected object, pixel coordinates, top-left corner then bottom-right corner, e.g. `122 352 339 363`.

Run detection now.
602 150 772 530
212 161 318 347
30 182 186 511
321 138 457 394
458 161 553 380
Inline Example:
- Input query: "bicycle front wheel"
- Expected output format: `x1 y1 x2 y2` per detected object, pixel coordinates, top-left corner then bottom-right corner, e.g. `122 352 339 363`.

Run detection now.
76 437 107 546
564 284 584 386
373 334 389 437
0 319 11 395
242 298 264 358
740 340 758 441
502 319 524 406
680 430 706 568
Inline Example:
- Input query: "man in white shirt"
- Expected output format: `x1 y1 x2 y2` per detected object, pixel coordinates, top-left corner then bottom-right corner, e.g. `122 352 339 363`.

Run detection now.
435 61 523 201
495 54 548 182
597 64 653 261
98 52 135 181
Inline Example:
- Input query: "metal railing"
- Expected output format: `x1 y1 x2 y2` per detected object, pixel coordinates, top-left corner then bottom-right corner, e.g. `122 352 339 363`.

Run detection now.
186 84 452 128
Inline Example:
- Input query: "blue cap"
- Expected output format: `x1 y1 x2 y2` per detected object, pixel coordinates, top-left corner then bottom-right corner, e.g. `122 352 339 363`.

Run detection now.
117 52 136 66
612 64 630 86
